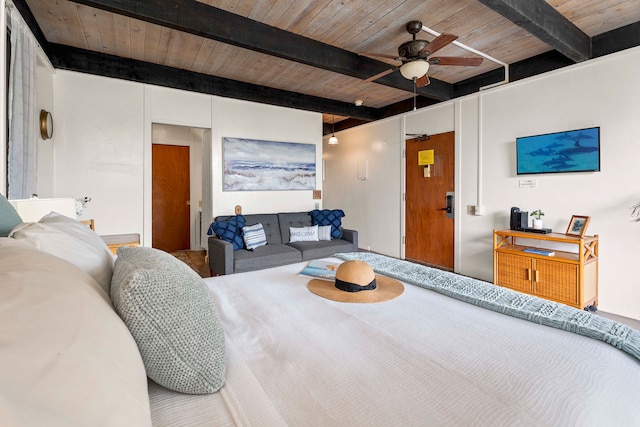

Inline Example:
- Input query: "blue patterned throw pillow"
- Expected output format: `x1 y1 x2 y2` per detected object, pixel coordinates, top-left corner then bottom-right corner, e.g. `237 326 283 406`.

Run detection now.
242 223 268 250
309 209 345 239
208 215 246 251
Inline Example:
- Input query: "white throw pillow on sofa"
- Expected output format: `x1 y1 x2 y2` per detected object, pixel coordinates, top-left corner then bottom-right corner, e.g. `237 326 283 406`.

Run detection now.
318 225 332 241
289 225 319 242
9 212 114 295
0 238 151 426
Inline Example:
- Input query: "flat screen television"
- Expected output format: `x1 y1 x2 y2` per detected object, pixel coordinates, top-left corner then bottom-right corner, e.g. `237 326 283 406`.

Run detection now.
516 126 600 175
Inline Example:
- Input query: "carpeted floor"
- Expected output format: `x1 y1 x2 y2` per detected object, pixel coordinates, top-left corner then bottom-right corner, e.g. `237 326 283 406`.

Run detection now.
171 250 211 278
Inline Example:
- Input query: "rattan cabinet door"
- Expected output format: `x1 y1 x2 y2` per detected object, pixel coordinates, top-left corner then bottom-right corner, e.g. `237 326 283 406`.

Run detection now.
533 259 579 306
495 252 533 294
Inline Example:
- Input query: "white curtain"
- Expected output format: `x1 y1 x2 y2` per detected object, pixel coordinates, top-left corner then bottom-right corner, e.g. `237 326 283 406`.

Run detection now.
201 129 213 249
8 9 37 199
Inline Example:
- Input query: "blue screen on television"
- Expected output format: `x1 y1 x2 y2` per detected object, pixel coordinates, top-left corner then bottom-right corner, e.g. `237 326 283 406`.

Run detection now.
516 127 600 175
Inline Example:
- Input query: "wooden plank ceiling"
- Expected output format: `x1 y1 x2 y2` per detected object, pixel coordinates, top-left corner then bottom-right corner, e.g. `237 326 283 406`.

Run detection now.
18 0 640 131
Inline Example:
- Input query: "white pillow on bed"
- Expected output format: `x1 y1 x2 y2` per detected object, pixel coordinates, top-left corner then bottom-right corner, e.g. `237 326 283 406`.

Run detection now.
0 238 151 426
9 212 114 295
290 225 319 242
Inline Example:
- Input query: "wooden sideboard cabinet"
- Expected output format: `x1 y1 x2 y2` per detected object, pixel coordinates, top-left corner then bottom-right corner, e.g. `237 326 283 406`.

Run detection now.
493 229 598 310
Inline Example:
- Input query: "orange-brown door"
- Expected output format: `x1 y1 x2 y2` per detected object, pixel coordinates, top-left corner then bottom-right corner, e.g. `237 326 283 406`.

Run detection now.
405 131 455 269
152 144 190 253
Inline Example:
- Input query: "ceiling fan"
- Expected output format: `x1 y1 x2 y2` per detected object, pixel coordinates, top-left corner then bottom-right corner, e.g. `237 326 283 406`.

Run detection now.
361 20 483 88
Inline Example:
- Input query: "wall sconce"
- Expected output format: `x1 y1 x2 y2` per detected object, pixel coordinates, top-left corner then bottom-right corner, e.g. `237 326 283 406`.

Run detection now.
39 110 53 140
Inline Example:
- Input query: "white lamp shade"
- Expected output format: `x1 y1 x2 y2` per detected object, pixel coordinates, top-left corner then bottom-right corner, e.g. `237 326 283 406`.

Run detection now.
328 135 339 145
9 198 77 222
400 60 430 80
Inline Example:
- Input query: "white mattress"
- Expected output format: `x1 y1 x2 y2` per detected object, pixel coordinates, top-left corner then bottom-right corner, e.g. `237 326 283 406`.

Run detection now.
149 259 640 426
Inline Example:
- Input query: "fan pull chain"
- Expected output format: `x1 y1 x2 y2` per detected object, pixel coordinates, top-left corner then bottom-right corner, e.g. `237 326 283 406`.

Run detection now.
413 78 417 110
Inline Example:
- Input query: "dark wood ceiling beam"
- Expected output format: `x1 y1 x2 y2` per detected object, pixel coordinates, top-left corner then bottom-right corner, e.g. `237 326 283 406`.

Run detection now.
476 0 591 62
593 22 640 58
47 44 380 121
67 0 452 101
453 50 574 97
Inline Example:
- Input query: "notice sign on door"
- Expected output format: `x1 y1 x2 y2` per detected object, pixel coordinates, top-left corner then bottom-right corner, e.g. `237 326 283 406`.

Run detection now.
418 149 434 165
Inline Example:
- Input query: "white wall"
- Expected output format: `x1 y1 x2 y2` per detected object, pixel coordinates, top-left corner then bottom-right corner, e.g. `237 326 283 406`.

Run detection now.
324 46 640 320
51 71 323 242
323 117 402 256
210 97 322 216
35 56 55 197
54 71 145 236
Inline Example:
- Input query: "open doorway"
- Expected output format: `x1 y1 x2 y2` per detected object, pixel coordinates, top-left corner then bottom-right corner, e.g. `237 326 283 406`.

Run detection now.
151 123 204 252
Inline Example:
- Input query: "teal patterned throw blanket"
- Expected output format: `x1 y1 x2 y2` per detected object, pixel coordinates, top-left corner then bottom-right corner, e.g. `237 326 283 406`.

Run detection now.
335 252 640 362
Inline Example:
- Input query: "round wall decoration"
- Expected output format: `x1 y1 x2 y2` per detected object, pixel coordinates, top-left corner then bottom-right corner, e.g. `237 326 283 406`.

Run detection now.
39 109 53 140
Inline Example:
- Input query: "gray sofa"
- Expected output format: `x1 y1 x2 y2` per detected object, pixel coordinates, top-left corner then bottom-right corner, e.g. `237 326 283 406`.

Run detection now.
208 212 358 275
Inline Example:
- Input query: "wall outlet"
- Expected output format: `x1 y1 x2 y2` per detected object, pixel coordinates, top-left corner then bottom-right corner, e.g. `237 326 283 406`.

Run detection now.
315 203 319 209
467 205 484 215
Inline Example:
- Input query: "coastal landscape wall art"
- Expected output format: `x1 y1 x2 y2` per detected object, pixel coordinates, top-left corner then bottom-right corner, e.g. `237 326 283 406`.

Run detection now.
223 137 316 191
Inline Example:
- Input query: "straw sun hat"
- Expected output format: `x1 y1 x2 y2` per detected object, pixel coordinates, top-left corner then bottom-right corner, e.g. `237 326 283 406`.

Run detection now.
307 260 404 303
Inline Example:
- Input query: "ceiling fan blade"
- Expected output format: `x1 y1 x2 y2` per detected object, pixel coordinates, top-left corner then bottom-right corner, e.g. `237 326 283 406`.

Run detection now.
420 33 458 55
429 56 483 66
360 52 403 61
363 67 398 83
416 74 430 88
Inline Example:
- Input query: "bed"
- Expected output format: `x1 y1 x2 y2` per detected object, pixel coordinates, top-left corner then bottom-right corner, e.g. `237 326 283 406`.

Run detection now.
148 253 640 426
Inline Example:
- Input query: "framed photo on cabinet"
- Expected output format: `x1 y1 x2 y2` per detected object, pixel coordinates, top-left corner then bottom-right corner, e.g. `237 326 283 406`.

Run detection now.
566 215 590 237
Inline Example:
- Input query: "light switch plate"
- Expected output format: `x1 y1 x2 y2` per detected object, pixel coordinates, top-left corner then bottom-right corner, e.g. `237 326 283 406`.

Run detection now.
519 179 537 188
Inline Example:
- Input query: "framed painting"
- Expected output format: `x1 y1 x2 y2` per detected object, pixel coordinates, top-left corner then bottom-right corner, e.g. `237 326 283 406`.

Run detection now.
565 215 590 237
223 137 316 191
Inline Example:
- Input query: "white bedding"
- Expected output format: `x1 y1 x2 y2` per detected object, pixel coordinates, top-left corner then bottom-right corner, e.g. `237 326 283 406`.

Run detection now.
149 259 640 426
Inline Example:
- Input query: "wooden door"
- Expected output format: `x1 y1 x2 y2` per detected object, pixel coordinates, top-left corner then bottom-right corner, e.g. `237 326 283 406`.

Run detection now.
152 144 190 253
405 132 455 269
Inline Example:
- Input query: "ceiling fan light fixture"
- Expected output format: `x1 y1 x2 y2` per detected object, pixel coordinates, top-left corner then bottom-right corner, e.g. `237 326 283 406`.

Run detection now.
400 60 430 80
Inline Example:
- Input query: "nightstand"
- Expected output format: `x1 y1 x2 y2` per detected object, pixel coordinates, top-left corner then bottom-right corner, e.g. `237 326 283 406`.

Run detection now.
101 233 141 255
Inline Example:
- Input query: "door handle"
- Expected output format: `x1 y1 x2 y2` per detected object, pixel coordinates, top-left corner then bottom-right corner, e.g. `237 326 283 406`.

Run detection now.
441 192 454 218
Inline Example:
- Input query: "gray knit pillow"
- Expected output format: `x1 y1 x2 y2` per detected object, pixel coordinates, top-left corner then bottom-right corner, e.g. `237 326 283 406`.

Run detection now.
110 246 225 394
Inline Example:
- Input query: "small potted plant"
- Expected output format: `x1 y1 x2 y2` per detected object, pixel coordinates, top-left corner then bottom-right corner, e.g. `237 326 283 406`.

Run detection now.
531 209 545 229
632 201 640 222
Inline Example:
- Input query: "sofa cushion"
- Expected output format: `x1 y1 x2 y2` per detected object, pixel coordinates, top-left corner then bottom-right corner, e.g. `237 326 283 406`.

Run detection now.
287 238 355 261
0 238 151 426
234 244 302 273
309 209 345 239
0 193 22 237
10 212 114 295
111 246 226 395
209 214 245 251
242 223 268 250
